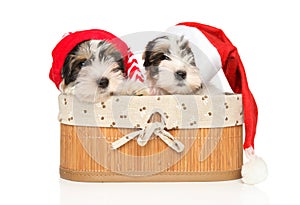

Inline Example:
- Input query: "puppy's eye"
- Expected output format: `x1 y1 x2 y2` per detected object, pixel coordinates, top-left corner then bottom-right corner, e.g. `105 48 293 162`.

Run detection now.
160 54 171 61
112 67 121 72
80 61 87 67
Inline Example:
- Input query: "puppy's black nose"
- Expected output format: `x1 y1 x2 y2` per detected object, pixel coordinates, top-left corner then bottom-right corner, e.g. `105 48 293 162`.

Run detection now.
175 70 187 80
97 77 109 88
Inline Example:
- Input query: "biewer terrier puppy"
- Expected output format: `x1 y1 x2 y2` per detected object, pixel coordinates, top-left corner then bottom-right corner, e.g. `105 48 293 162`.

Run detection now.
143 35 218 95
61 40 147 102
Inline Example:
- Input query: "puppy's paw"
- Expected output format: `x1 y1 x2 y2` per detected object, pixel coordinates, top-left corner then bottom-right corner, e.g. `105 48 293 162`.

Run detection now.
134 87 150 96
118 80 149 96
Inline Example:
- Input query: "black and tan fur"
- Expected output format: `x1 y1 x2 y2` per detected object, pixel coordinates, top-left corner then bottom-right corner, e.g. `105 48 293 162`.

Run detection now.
142 35 203 95
62 40 124 87
61 40 147 102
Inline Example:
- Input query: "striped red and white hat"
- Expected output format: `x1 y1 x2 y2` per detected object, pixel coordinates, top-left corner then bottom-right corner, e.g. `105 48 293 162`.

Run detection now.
166 22 267 184
49 29 143 90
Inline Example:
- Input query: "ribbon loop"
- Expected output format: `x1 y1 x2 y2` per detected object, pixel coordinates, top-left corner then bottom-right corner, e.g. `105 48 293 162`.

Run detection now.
110 130 142 150
111 111 184 153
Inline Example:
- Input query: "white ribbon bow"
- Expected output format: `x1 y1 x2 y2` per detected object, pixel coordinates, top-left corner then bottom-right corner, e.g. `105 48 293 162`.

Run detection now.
111 112 184 153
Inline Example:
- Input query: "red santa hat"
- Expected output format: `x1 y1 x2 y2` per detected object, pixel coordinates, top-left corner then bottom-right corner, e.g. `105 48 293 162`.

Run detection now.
166 22 267 184
49 29 143 90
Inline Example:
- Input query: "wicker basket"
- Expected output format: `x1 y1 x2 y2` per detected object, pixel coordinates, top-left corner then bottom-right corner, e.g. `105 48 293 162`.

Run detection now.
58 93 243 182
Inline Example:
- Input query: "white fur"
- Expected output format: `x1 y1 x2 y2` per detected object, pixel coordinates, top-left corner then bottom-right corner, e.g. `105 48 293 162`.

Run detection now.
166 25 222 82
149 58 202 95
143 35 222 95
62 40 148 102
241 147 268 184
74 63 125 102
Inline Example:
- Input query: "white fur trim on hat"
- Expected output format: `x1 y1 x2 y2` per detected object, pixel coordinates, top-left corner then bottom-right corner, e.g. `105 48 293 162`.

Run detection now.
242 147 268 184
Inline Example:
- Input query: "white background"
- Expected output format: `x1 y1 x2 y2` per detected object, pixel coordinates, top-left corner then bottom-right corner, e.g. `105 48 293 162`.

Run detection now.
1 0 299 204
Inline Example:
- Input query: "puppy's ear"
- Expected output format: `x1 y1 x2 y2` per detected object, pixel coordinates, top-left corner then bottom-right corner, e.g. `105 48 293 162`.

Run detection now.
143 36 170 69
177 36 196 67
142 50 153 68
62 55 85 85
143 38 157 69
61 41 89 85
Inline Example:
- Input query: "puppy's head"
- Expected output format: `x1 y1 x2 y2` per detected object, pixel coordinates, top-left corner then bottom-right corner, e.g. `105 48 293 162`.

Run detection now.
143 35 202 95
61 40 125 102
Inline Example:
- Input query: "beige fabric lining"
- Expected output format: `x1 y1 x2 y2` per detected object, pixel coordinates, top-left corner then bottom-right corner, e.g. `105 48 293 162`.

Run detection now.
58 93 243 129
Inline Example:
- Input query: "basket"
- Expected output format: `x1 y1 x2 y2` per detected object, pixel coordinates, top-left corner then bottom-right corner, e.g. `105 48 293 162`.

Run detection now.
58 93 243 182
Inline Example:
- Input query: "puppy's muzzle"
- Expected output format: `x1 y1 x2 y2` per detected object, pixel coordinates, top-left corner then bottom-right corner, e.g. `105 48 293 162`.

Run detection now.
174 70 187 81
97 77 109 89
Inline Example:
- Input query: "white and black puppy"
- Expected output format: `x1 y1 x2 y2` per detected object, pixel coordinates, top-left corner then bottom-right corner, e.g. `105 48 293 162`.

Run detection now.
61 40 147 102
143 35 218 95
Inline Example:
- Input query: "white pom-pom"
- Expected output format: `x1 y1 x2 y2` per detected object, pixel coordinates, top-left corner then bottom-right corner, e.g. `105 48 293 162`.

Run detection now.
241 147 268 185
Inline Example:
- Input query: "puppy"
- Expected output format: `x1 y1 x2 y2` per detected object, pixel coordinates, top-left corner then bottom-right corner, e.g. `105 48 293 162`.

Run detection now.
61 40 147 102
143 35 219 95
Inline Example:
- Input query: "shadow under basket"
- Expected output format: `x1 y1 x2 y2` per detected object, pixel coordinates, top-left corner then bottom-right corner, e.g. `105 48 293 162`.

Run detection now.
58 94 244 182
